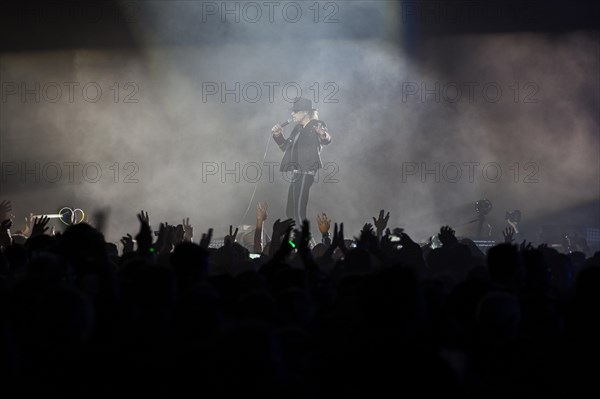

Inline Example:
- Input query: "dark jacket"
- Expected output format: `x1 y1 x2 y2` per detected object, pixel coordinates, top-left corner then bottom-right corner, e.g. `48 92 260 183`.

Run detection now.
273 119 331 172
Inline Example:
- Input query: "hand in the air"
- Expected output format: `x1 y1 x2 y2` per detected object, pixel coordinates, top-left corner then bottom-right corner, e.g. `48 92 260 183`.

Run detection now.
256 202 268 223
372 209 390 233
316 212 331 234
224 225 238 245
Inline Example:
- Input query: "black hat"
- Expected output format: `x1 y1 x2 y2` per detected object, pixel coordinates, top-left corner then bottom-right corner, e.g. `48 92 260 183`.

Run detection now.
290 97 317 112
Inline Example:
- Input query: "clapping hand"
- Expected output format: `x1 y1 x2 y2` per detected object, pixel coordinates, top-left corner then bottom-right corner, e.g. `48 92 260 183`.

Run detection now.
324 222 347 258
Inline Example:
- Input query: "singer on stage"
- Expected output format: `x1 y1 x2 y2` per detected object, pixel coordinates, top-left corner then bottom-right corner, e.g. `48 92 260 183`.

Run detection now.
271 97 332 223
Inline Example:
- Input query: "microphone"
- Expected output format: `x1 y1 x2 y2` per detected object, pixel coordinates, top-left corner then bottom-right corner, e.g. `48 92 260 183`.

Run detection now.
280 118 292 127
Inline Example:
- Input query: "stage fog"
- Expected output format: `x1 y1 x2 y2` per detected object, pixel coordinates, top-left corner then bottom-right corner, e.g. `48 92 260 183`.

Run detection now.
1 1 598 244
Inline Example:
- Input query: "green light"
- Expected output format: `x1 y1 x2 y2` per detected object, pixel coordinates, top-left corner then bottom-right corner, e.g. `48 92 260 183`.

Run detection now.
288 240 296 248
150 248 155 253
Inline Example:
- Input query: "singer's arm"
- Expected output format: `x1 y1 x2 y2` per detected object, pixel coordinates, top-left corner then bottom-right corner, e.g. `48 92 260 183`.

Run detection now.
271 123 289 151
273 132 289 151
315 123 331 145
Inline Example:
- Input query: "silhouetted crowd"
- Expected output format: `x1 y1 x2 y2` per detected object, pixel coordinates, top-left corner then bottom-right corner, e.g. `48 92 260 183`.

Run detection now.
0 201 599 398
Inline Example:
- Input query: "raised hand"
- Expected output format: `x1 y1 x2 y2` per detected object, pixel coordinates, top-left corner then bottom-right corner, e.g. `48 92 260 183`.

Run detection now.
174 224 185 245
256 202 268 222
255 203 268 254
357 222 379 252
372 209 390 235
438 225 458 246
502 226 515 243
323 222 347 258
338 223 347 254
182 217 194 242
400 232 421 255
155 223 176 253
361 223 374 236
0 200 12 222
120 233 134 254
329 223 340 249
519 240 534 251
199 228 213 249
392 227 404 236
379 231 397 255
270 218 296 256
273 218 295 239
0 219 12 247
22 212 35 237
139 210 150 226
165 224 176 251
224 225 239 245
30 216 50 238
274 225 295 259
135 212 153 254
334 222 348 252
294 220 312 256
316 212 331 235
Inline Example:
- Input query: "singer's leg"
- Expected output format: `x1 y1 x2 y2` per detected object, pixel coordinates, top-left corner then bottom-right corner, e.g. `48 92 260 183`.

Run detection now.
286 173 306 223
293 174 302 223
286 181 295 220
286 172 300 220
298 174 314 222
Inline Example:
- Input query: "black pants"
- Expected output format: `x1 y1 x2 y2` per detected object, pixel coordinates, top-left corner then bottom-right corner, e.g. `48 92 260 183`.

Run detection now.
286 172 315 223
